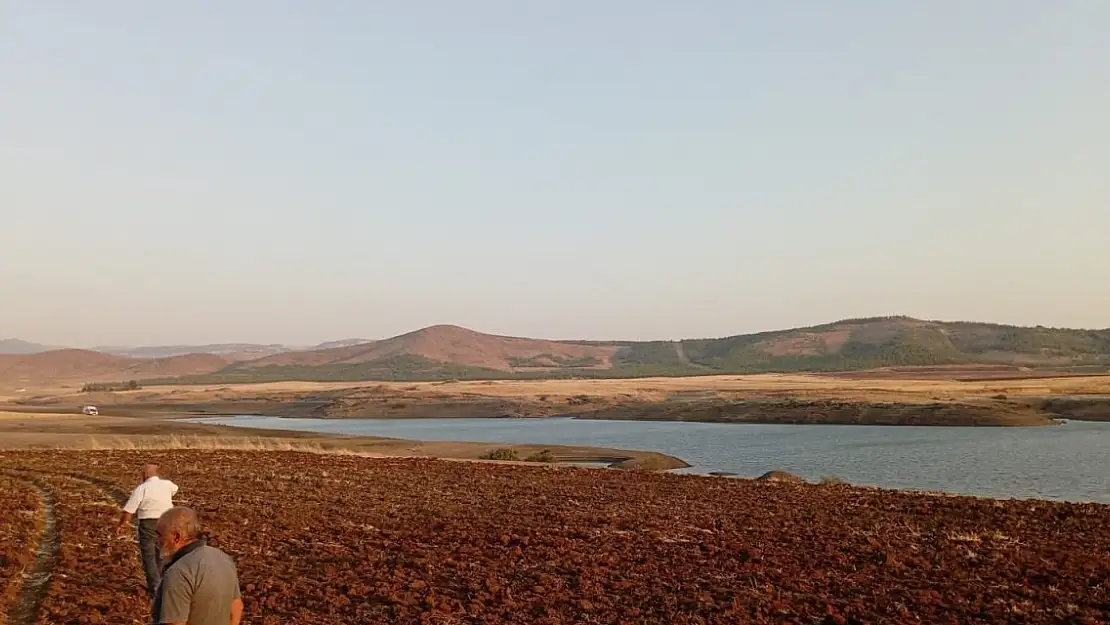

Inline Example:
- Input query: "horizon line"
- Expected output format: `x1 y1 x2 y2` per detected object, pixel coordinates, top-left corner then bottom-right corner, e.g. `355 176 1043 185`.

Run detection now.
5 314 1110 354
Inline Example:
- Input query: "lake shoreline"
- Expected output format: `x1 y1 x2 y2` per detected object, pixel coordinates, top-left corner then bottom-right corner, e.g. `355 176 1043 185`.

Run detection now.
33 396 1062 427
11 373 1110 427
180 414 1110 503
6 406 1110 501
0 410 689 471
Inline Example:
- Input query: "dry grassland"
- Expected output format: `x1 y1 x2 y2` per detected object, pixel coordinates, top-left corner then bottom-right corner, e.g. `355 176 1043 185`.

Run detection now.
130 373 1110 404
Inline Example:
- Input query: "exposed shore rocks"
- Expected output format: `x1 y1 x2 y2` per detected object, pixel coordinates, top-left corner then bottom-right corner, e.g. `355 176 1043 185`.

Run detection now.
756 470 806 483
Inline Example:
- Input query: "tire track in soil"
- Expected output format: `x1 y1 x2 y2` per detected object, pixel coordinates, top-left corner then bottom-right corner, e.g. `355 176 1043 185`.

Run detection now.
53 472 129 507
1 473 59 625
20 471 151 605
47 472 153 601
54 471 223 601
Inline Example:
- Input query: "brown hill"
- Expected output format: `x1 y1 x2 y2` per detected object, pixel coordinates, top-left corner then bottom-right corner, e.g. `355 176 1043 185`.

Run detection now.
0 349 228 387
679 316 1110 372
240 325 621 372
9 317 1110 387
213 317 1110 383
0 349 129 384
116 353 230 379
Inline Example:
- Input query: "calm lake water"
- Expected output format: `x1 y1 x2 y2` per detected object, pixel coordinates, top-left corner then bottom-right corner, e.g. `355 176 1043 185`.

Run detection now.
187 416 1110 503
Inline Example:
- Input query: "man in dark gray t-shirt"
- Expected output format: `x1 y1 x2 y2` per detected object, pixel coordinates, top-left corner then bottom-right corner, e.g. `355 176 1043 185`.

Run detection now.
152 507 243 625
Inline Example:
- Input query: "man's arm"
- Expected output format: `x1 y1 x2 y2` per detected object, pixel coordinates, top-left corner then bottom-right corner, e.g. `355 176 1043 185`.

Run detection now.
230 566 243 625
117 511 134 536
230 598 243 625
117 486 142 536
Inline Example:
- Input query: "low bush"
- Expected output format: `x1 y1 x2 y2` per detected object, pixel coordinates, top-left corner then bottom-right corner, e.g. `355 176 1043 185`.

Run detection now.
525 449 558 463
82 380 141 392
479 448 519 461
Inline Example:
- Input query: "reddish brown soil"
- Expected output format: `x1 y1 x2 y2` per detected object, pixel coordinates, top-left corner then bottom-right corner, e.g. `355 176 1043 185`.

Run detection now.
758 330 853 357
0 350 131 384
0 475 41 621
0 350 228 386
28 474 149 623
241 325 621 372
1 451 1108 624
127 353 230 378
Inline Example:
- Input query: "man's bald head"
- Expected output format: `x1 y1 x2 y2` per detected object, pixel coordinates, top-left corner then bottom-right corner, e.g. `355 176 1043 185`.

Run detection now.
156 507 202 558
142 464 159 480
158 507 201 539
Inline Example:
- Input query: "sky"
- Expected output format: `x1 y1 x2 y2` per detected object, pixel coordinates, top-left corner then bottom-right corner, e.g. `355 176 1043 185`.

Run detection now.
2 2 1108 346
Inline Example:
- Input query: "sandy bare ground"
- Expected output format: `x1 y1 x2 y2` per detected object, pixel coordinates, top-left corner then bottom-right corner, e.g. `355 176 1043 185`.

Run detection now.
53 373 1110 404
5 372 1109 431
426 374 1110 402
5 371 1110 404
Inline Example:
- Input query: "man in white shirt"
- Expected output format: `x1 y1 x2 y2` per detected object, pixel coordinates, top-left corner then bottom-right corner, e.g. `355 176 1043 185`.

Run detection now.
118 464 179 599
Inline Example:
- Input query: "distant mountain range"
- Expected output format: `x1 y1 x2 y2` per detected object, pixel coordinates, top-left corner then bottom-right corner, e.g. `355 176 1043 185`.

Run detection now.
0 339 55 355
93 343 294 361
2 317 1109 386
1 339 371 359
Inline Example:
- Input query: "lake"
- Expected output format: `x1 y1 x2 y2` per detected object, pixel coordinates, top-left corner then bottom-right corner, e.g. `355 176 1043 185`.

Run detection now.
186 415 1110 503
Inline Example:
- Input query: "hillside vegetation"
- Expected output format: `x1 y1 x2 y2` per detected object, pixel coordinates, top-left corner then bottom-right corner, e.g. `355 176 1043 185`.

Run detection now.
5 317 1110 386
681 317 1110 373
153 317 1110 384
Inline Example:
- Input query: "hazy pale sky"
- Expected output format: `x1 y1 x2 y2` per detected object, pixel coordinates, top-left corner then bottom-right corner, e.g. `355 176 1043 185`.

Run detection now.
2 2 1108 346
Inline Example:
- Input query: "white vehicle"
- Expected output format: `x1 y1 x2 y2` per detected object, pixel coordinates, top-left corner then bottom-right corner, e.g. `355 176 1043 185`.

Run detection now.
82 405 99 416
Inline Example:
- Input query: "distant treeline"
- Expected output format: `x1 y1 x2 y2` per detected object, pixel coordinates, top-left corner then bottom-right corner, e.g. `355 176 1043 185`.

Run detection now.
82 380 142 392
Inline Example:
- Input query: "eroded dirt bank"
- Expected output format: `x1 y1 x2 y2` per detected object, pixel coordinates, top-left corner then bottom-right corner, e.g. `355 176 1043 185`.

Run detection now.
576 398 1054 426
1039 397 1110 421
7 388 1057 426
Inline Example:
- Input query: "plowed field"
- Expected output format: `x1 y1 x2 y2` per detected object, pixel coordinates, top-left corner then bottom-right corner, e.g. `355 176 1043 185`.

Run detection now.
1 450 1109 624
0 475 42 622
32 473 149 624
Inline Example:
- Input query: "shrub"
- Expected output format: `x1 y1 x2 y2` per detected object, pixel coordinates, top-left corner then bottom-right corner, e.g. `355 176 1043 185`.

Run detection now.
819 475 847 486
82 380 142 392
479 448 519 461
525 449 558 463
